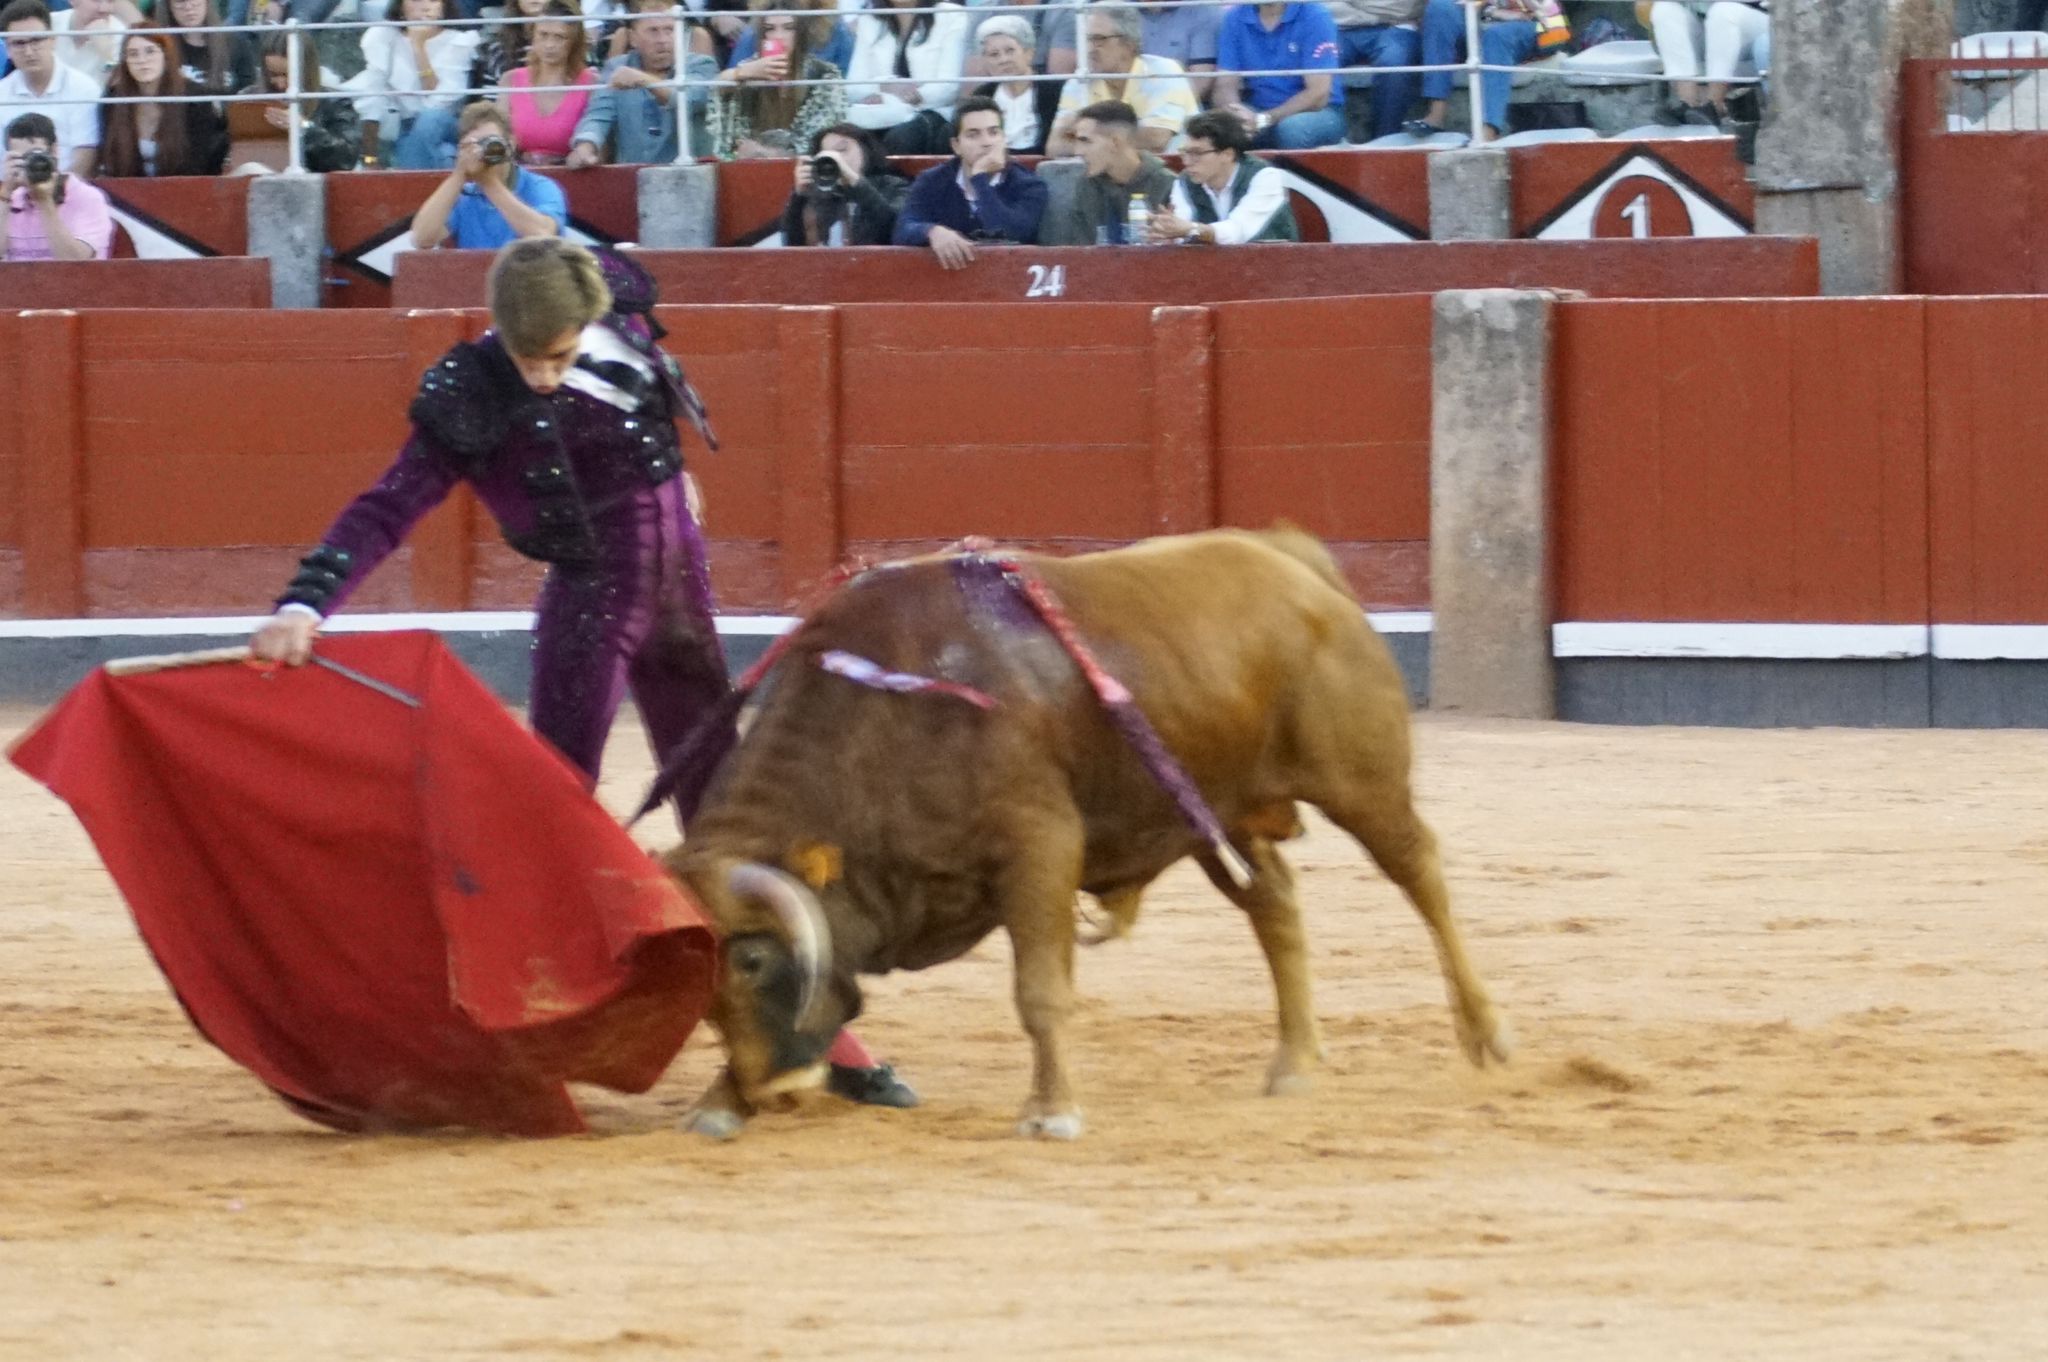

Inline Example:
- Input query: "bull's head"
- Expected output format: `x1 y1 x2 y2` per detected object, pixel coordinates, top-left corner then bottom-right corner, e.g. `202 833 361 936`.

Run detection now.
678 855 854 1112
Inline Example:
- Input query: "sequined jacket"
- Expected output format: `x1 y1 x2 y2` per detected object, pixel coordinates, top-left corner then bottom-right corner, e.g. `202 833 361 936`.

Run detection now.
278 252 717 616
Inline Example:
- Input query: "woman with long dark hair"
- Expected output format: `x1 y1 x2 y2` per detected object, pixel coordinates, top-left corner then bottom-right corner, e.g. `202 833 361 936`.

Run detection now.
842 0 968 155
165 0 257 102
94 29 228 178
240 28 363 173
705 0 846 160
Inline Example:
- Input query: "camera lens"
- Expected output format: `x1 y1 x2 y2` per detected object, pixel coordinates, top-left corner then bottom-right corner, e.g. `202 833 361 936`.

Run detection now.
810 153 840 190
479 136 511 165
23 149 56 185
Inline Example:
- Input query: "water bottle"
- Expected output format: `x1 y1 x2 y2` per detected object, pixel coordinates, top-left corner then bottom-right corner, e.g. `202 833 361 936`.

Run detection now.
1125 192 1151 246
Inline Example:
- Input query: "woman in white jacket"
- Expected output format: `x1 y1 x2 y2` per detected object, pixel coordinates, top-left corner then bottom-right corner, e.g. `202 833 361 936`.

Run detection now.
349 0 480 166
842 0 969 155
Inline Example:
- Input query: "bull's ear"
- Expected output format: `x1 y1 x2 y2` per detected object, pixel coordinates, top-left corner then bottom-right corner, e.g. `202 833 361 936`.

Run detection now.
787 842 843 891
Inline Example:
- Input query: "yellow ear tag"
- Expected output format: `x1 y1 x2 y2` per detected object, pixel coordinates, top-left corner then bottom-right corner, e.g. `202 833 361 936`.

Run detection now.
789 843 843 890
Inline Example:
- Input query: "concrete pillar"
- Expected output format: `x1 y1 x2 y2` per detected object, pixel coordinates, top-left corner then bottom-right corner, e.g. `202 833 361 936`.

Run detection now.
1429 289 1555 719
1754 0 1954 294
247 172 327 310
636 164 719 247
1428 147 1512 241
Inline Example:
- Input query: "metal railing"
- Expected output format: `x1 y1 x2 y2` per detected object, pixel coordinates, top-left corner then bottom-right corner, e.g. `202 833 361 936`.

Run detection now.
0 0 1767 173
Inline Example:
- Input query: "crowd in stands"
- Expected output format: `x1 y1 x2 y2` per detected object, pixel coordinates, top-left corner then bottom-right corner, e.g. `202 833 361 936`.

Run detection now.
3 0 1791 260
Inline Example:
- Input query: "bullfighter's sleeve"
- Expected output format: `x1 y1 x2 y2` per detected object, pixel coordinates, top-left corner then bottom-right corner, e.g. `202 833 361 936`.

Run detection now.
274 430 462 617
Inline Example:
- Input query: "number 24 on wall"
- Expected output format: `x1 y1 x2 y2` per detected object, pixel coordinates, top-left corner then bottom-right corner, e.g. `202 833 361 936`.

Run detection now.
1025 264 1067 299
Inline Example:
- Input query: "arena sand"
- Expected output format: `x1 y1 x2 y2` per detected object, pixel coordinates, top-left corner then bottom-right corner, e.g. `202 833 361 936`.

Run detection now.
3 707 2046 1361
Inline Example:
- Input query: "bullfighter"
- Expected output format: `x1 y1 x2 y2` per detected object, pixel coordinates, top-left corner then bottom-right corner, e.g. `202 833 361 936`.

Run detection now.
248 238 917 1110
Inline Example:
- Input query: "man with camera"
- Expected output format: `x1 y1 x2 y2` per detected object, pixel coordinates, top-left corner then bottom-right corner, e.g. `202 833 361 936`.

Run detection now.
2 112 109 261
781 122 906 247
892 96 1047 270
410 100 567 251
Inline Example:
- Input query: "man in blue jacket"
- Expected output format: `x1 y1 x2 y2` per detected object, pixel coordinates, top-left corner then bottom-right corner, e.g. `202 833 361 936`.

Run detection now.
892 96 1048 270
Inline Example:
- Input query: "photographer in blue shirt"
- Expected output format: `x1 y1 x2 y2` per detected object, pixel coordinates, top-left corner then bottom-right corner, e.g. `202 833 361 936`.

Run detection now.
411 100 567 250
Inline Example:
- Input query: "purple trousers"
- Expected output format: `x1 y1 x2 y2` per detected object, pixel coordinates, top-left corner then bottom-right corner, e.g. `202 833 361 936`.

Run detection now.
526 477 730 795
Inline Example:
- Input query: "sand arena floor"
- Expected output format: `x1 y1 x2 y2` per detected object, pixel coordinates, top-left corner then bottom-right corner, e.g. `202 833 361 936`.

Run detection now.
3 707 2047 1360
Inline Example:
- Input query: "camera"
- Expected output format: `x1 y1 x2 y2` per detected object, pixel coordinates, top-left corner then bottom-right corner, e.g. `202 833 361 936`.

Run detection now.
808 153 843 193
22 149 57 185
478 135 512 166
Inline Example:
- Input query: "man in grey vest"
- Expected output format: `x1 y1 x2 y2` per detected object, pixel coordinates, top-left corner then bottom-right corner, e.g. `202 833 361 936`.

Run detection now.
1149 108 1298 246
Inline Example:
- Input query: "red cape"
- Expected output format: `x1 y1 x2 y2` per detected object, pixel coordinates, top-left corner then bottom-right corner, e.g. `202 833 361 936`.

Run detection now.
9 632 716 1137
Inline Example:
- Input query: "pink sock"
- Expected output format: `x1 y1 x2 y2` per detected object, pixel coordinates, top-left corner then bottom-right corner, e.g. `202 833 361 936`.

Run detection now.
826 1030 876 1068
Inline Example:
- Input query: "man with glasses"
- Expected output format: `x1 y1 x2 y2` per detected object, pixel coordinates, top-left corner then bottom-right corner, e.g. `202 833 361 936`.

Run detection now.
1148 107 1298 244
0 0 102 177
411 99 567 250
1044 1 1196 156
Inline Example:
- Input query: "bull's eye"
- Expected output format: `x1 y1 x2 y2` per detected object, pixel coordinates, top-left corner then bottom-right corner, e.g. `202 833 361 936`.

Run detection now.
729 936 778 983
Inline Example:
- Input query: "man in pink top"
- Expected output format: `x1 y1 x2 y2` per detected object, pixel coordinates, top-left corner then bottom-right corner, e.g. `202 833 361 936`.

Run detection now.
2 112 111 261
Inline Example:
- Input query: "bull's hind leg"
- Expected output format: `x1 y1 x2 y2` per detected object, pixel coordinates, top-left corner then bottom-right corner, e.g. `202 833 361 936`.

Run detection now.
1197 840 1323 1097
1323 795 1511 1067
1001 824 1089 1140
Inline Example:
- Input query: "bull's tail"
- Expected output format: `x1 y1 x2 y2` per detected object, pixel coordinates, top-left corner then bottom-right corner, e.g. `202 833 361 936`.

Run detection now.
1254 523 1357 603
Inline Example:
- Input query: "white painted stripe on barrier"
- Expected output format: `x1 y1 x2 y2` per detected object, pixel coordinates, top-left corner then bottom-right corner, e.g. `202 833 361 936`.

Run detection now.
0 610 1427 640
1930 625 2048 660
1552 622 1930 660
0 613 802 639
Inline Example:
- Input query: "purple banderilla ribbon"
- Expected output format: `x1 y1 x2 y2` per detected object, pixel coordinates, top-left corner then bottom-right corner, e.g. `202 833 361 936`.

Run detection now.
817 650 998 710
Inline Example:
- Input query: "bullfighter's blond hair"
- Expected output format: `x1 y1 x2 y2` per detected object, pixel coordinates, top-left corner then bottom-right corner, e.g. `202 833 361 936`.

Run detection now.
487 239 612 358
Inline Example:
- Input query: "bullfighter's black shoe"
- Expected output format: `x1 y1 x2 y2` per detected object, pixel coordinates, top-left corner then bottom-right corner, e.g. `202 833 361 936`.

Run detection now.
829 1062 921 1109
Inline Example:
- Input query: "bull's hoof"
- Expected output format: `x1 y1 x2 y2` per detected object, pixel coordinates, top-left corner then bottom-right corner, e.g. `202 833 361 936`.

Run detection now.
683 1107 747 1141
1016 1111 1085 1141
1264 1071 1315 1099
1457 1008 1515 1068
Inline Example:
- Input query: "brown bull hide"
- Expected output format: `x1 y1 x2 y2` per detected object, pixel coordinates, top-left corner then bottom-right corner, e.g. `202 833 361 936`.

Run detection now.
667 527 1511 1139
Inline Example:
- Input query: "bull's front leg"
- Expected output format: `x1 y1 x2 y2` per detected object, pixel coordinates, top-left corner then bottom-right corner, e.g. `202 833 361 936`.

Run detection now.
682 1066 755 1141
1000 837 1086 1140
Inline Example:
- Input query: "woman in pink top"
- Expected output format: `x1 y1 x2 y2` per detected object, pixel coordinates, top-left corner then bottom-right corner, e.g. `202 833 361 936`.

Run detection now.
500 1 598 165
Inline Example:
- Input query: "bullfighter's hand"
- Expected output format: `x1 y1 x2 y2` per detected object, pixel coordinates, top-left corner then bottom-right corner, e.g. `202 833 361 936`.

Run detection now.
926 224 976 270
684 471 705 526
250 610 319 667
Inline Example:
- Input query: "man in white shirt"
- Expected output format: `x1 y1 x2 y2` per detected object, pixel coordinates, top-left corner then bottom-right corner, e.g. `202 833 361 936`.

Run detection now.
1045 1 1196 156
49 0 132 86
1149 108 1298 245
0 0 102 177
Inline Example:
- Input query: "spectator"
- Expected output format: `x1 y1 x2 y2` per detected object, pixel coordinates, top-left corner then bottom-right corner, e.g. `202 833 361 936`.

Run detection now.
50 0 125 86
1409 0 1562 142
242 28 362 172
969 13 1056 154
1046 1 1197 155
469 0 548 91
0 0 102 174
960 0 1079 82
166 0 257 102
706 0 846 159
844 0 969 156
2 109 110 257
1149 106 1297 243
350 0 479 168
568 0 710 166
501 1 597 164
728 0 852 79
93 30 226 176
1045 98 1174 245
893 94 1046 267
1325 0 1423 142
410 98 566 248
1214 1 1345 150
1138 0 1224 103
1646 1 1768 128
782 120 906 244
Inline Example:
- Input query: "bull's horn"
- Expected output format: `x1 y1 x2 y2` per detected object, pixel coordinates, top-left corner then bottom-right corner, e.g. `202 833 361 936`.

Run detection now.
726 862 833 1031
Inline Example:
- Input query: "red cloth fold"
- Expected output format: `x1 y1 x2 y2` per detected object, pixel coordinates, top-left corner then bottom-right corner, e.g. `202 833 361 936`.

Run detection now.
9 631 715 1137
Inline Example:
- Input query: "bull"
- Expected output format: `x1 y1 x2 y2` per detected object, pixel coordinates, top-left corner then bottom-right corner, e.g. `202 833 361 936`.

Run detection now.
664 528 1511 1139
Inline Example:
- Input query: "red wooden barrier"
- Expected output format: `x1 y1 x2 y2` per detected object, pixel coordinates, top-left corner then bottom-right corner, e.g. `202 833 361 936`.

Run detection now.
0 258 271 310
1900 59 2048 296
1553 297 1930 625
0 313 18 611
394 237 1821 311
1213 294 1432 609
1926 296 2048 625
